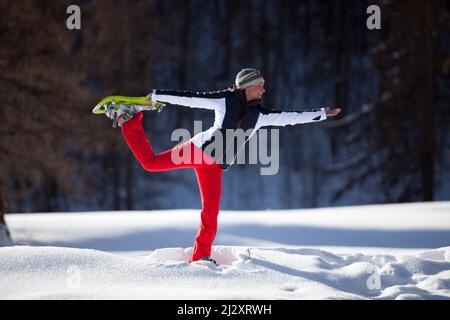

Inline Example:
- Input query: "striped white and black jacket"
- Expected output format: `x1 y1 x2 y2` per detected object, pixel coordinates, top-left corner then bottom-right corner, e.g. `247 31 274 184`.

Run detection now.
152 88 327 170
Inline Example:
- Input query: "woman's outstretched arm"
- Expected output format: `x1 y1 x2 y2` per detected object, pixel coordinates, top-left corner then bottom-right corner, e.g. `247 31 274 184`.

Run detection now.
255 106 342 128
147 89 231 111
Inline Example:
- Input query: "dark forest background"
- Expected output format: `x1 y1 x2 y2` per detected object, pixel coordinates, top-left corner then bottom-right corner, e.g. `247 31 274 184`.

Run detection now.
1 0 449 224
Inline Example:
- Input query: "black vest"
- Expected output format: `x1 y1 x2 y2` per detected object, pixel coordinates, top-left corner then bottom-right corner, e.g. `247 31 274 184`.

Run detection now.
201 90 262 170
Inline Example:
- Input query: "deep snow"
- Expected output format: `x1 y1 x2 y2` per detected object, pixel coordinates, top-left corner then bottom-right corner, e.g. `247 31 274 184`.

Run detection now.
1 201 450 299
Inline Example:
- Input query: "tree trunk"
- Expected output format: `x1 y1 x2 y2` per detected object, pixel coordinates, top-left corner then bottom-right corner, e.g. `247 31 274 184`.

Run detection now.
421 2 435 201
112 142 121 210
126 155 134 210
331 0 346 160
0 185 12 245
0 188 5 224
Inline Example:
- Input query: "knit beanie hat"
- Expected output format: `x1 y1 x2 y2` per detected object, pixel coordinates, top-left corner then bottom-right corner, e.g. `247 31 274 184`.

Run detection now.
235 68 265 89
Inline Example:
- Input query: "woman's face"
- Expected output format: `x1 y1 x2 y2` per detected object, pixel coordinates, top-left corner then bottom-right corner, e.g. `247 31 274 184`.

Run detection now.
245 82 265 102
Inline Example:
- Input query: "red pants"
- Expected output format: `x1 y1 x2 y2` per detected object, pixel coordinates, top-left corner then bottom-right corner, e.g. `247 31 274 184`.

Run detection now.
121 112 222 262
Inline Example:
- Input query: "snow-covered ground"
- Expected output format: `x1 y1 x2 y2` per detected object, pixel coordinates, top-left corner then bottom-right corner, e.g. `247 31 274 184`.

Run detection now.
1 201 450 299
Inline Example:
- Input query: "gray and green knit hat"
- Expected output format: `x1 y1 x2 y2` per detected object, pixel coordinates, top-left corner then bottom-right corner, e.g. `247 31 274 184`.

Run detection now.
235 68 265 89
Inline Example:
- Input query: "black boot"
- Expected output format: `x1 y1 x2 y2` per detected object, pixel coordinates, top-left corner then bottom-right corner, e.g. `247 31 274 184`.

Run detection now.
200 256 218 266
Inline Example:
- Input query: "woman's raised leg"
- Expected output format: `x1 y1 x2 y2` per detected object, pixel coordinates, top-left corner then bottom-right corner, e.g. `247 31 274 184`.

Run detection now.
121 112 212 172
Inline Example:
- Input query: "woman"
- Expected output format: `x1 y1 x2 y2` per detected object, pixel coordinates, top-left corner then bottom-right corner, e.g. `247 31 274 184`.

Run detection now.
105 68 341 265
